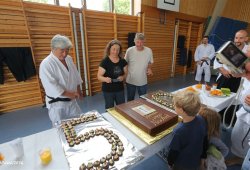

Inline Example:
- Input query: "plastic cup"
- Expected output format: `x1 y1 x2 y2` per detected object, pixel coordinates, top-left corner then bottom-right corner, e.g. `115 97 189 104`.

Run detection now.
10 138 24 161
202 84 206 92
0 152 4 162
39 148 52 165
212 84 217 90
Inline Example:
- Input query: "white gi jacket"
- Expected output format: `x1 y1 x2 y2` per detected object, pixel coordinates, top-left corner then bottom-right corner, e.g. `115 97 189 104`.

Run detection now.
194 43 215 82
231 78 250 158
39 52 83 124
236 78 250 124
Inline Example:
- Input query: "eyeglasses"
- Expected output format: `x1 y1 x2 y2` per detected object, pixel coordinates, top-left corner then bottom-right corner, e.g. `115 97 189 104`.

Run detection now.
59 48 70 53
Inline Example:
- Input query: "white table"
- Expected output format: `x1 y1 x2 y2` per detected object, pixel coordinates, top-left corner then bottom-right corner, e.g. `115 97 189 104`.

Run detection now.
142 88 236 112
0 113 172 170
0 114 144 170
178 87 236 112
0 89 235 170
0 128 69 170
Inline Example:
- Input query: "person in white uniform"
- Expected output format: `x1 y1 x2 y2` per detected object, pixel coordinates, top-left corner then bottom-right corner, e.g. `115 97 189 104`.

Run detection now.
194 36 215 85
242 148 250 169
226 48 250 166
39 34 83 126
125 33 153 101
214 30 248 126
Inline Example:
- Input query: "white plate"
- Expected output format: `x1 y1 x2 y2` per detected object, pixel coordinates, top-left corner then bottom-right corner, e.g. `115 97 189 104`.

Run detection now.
208 93 228 98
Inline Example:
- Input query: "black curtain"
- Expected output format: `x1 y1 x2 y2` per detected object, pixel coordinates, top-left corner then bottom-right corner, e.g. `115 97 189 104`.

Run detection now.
128 32 136 48
177 35 186 48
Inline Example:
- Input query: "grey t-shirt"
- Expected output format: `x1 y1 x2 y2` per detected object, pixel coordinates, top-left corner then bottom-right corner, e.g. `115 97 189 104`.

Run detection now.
125 46 153 86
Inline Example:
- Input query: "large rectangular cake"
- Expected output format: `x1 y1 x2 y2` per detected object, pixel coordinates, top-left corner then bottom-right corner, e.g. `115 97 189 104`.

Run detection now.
115 98 178 136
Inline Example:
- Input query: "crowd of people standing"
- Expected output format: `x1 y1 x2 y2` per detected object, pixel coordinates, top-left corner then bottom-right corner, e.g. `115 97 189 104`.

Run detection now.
39 30 250 169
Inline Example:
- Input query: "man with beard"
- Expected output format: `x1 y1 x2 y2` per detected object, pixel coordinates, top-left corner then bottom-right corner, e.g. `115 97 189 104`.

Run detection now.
214 30 248 93
194 36 215 85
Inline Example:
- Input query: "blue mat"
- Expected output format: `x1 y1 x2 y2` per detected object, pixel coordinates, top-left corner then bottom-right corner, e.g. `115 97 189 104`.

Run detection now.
209 17 247 51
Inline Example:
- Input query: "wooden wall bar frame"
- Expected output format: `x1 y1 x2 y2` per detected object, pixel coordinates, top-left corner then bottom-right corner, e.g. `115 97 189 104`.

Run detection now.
20 0 43 102
113 13 117 39
82 8 92 96
171 20 179 77
68 5 77 63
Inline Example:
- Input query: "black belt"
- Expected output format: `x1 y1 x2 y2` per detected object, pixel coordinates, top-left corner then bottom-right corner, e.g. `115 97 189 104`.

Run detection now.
242 127 250 149
47 95 71 104
43 95 71 108
216 57 223 64
200 59 209 67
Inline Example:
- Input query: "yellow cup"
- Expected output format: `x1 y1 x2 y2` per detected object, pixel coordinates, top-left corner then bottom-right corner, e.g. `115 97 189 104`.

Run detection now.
39 148 52 165
0 152 4 162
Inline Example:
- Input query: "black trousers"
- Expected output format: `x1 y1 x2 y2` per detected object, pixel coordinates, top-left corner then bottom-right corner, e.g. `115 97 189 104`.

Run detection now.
216 75 241 125
0 47 36 84
216 75 241 93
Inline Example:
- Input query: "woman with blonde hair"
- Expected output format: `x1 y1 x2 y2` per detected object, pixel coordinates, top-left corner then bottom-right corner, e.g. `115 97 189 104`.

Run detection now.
199 107 229 169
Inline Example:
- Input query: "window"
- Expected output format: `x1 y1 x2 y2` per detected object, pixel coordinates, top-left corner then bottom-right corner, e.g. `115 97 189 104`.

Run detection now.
59 0 82 8
24 0 133 15
24 0 83 8
86 0 132 15
114 0 131 15
23 0 54 5
86 0 110 12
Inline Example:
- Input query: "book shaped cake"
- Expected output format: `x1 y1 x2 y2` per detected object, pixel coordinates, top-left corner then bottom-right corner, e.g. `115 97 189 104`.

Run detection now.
115 98 178 136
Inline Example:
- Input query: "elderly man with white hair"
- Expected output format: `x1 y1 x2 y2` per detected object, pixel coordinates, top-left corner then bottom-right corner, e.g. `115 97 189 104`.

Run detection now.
39 34 83 126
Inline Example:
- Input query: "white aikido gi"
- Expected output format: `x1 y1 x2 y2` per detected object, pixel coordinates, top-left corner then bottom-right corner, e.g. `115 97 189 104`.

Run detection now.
39 52 83 125
194 43 215 82
231 78 250 158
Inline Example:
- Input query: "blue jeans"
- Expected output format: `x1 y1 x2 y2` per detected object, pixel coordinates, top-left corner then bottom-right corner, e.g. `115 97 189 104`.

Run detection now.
103 90 125 109
126 83 147 102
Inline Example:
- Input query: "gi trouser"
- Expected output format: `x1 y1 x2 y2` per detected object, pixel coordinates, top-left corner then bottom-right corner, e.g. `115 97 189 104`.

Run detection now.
231 118 250 158
48 99 82 126
195 61 211 82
